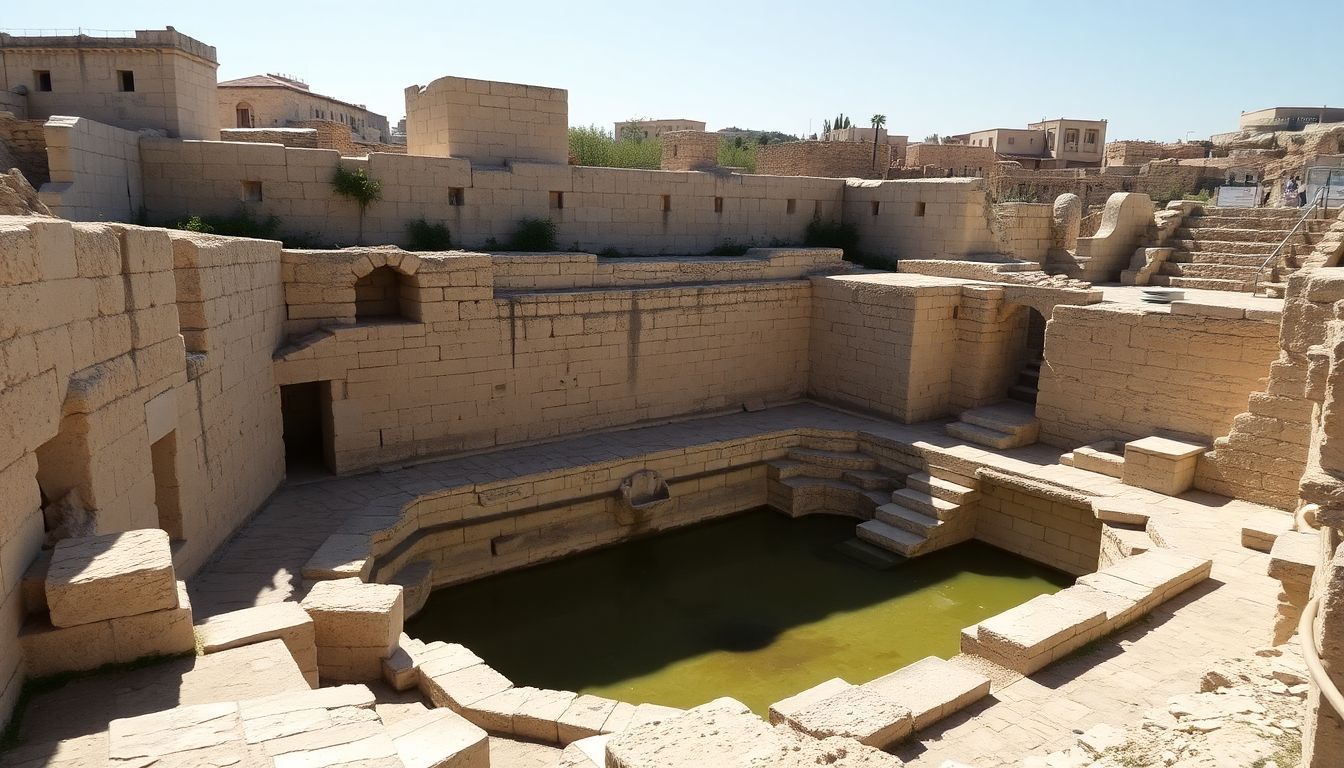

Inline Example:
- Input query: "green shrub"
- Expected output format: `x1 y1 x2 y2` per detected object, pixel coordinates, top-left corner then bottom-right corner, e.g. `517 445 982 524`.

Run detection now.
568 125 661 169
509 218 558 251
175 208 282 240
706 241 752 257
718 138 757 172
803 217 859 256
331 164 383 244
405 218 452 251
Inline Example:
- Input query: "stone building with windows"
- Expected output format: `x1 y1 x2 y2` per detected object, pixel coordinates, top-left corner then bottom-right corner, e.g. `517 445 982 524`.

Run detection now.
954 118 1107 169
217 74 391 143
613 118 706 141
0 27 219 139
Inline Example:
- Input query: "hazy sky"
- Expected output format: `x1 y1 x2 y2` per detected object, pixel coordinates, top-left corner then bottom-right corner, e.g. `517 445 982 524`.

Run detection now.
6 1 1340 141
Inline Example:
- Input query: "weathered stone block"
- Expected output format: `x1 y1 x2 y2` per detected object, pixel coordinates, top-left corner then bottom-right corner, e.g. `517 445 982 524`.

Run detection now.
46 528 178 627
387 706 489 768
860 656 990 730
196 602 318 687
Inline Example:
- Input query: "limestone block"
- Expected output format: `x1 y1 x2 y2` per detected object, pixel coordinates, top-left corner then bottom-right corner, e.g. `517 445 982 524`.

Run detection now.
22 580 194 676
1241 510 1293 553
107 701 242 763
600 701 637 734
1091 498 1154 526
627 703 684 729
780 685 913 748
387 706 489 768
513 688 577 743
1122 437 1206 496
768 677 852 726
463 685 537 734
557 734 609 768
557 694 622 743
196 602 318 687
420 662 514 713
1268 531 1318 585
303 533 373 581
1088 548 1212 602
301 578 403 683
973 592 1108 674
46 528 178 627
859 656 990 730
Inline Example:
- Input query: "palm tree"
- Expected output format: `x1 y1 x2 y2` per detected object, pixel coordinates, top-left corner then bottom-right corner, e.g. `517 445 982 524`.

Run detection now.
870 114 887 169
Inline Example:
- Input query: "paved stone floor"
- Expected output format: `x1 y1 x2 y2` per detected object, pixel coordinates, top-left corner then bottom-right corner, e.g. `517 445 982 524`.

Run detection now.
177 401 1289 767
1099 283 1285 314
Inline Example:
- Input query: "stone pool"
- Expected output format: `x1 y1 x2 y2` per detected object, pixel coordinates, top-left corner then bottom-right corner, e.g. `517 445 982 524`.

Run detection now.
406 508 1070 714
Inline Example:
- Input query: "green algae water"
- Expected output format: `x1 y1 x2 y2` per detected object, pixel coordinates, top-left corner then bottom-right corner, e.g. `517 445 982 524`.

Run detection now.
406 509 1069 715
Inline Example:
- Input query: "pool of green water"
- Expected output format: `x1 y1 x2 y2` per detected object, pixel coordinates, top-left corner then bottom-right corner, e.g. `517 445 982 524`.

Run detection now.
406 508 1070 715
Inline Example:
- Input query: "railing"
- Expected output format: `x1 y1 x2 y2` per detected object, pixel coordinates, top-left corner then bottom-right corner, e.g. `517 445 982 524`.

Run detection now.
0 28 137 37
1300 595 1344 718
1252 189 1327 295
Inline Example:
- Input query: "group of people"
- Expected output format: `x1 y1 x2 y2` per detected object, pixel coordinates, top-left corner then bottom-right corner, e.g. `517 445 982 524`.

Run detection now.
1284 176 1309 207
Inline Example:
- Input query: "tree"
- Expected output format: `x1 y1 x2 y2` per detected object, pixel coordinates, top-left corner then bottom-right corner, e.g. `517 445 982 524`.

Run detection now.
924 133 940 144
870 114 887 169
822 119 832 136
618 116 648 143
331 164 382 245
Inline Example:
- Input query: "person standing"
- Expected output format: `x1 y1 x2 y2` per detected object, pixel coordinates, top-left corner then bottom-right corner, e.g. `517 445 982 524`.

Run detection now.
1298 177 1309 207
1286 176 1300 207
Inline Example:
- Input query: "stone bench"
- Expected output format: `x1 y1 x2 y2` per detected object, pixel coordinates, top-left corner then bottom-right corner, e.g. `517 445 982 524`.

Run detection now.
1078 547 1212 606
1121 436 1206 496
858 656 991 730
964 592 1108 675
195 602 319 687
300 577 403 683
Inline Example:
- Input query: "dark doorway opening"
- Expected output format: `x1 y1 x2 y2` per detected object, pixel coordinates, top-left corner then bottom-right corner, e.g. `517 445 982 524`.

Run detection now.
281 381 334 477
150 431 184 539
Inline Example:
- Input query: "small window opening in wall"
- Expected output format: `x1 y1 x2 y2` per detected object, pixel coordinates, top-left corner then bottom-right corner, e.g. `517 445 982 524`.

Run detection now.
117 70 135 92
672 145 679 158
870 201 880 216
448 187 465 206
916 201 927 217
662 195 672 212
354 266 408 320
549 191 564 210
240 180 263 203
34 70 52 92
714 196 723 213
786 198 797 214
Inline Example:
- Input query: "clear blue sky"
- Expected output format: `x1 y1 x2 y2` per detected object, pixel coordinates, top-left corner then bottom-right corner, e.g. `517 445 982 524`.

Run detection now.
6 0 1340 141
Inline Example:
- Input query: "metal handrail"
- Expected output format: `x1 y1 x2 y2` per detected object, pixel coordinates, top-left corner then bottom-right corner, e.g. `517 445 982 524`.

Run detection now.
1300 595 1344 718
1252 189 1327 295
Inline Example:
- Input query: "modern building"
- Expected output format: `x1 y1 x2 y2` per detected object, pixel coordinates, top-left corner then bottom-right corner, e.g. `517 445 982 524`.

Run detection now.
614 118 706 141
218 74 391 143
0 28 219 139
1238 106 1344 132
952 118 1106 168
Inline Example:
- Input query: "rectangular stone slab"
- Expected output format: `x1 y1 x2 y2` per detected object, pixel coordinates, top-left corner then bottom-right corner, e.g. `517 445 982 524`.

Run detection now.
782 686 913 749
462 686 536 734
46 529 178 627
300 577 403 650
769 677 852 726
974 593 1107 673
513 688 577 743
860 656 989 730
387 706 489 768
421 662 514 712
557 694 622 744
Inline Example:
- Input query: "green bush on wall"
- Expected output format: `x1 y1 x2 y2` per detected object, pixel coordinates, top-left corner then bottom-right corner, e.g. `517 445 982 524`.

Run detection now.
508 218 558 251
405 219 452 251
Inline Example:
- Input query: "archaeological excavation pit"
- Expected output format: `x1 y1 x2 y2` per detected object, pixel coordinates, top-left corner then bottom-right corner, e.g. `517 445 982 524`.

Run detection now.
404 508 1069 714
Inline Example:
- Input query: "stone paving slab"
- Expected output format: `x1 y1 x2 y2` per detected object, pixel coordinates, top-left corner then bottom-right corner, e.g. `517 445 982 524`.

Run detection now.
47 529 178 628
860 656 991 730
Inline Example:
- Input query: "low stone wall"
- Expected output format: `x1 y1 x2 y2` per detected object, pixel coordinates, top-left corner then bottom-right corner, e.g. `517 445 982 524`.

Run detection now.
993 202 1052 263
39 116 147 221
756 141 891 180
842 177 1004 260
904 144 995 176
0 114 50 186
659 131 719 172
291 120 407 156
973 473 1101 576
219 128 319 149
1037 302 1282 448
1104 141 1205 167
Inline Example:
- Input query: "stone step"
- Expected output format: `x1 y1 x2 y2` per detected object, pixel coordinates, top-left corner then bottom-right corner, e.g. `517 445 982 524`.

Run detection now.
840 468 902 492
958 402 1040 440
927 464 979 488
798 437 860 453
875 503 943 537
767 459 843 481
1018 367 1040 384
387 706 490 768
1194 207 1308 220
785 448 877 471
1177 226 1314 243
856 519 928 557
859 656 991 731
946 420 1016 450
1259 282 1288 298
775 477 889 519
1158 262 1262 280
889 488 960 520
1169 238 1273 255
905 472 978 504
1164 250 1272 267
1007 384 1038 404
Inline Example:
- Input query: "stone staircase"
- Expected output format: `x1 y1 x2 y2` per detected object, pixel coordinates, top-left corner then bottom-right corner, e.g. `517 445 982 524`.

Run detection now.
766 440 904 519
945 401 1040 450
1008 357 1041 404
1149 206 1329 293
855 467 979 558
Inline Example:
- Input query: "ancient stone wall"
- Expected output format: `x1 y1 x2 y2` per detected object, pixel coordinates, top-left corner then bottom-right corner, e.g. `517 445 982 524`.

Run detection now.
974 477 1101 576
989 165 1129 208
218 84 390 142
290 120 406 156
219 127 319 149
659 131 719 172
274 248 819 472
39 116 146 222
1104 141 1205 167
0 115 49 186
1036 302 1282 448
0 217 285 727
755 141 891 180
904 144 995 176
404 75 568 165
808 274 962 422
843 177 1004 260
992 202 1052 263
